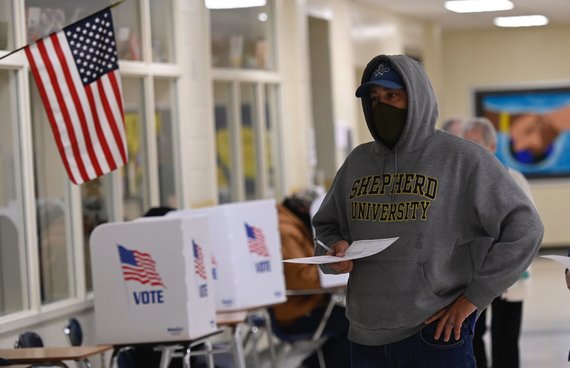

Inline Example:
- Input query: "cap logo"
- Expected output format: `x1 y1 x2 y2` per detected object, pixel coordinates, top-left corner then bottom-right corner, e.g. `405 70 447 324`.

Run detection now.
373 63 390 78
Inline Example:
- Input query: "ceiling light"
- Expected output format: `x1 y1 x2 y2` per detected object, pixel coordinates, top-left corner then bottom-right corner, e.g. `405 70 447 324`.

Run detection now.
444 0 514 13
494 15 549 27
205 0 266 9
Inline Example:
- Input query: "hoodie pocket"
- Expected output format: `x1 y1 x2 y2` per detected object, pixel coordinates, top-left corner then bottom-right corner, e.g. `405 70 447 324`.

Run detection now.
346 258 442 330
346 235 473 331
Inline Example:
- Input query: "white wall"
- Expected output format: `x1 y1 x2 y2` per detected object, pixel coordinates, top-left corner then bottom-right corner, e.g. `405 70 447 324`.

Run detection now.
441 25 570 246
350 3 442 147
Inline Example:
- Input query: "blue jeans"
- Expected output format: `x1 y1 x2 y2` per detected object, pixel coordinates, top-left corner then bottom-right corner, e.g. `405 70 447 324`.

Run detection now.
350 313 477 368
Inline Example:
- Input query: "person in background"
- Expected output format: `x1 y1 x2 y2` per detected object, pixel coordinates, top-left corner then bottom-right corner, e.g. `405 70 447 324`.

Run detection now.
566 249 570 290
313 54 543 367
441 117 465 136
273 193 350 368
463 117 536 368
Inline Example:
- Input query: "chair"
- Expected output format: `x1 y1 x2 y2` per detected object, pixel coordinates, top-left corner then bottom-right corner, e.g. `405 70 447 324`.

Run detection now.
245 307 328 368
265 308 328 368
64 318 84 346
63 318 93 368
14 331 44 348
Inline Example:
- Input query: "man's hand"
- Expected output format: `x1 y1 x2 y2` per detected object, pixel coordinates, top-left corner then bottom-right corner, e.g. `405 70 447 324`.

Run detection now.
565 269 570 290
327 240 353 274
424 296 477 342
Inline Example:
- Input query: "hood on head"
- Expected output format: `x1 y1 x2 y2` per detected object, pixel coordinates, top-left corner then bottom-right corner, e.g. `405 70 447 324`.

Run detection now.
357 55 438 152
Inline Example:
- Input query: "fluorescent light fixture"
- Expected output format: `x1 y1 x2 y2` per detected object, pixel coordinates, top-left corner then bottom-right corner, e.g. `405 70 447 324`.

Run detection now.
494 15 549 27
444 0 513 13
205 0 266 9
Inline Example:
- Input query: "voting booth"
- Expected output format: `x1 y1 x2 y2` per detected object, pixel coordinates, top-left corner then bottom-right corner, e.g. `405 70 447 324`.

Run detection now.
90 216 217 344
168 199 286 311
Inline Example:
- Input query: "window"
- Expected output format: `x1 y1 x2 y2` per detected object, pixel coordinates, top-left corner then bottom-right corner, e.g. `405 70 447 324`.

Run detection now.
214 82 234 204
0 0 181 323
24 0 109 44
121 77 148 220
0 0 14 50
0 69 26 316
30 78 74 304
154 78 178 208
213 81 282 202
210 2 275 70
211 0 283 203
112 0 143 61
149 0 174 63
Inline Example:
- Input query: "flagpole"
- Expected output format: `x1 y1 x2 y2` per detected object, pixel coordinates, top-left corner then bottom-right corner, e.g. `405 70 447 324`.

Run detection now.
0 0 125 62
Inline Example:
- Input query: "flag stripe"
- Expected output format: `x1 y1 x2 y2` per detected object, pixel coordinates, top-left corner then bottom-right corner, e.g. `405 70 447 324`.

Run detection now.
84 85 118 170
89 81 124 167
36 38 90 183
106 72 128 162
96 77 126 164
51 33 103 177
25 44 78 184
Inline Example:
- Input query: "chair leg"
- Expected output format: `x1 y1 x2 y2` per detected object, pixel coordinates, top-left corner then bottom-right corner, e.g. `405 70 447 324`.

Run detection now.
316 347 326 368
259 309 278 367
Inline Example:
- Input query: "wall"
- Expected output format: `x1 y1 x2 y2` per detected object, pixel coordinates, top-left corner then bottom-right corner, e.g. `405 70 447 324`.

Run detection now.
441 25 570 246
350 3 442 147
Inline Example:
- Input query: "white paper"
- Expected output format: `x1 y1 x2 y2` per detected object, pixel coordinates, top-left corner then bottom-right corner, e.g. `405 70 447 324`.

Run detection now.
284 237 399 264
540 255 570 269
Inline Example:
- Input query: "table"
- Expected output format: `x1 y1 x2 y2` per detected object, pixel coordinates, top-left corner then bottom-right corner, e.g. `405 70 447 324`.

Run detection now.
0 345 113 368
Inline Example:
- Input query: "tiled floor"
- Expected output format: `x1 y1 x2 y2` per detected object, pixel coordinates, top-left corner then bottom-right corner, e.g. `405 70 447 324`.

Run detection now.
208 248 570 368
518 249 570 368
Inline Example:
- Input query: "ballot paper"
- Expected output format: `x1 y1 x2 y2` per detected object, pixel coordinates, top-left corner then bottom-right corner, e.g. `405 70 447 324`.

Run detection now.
540 255 570 269
284 237 399 264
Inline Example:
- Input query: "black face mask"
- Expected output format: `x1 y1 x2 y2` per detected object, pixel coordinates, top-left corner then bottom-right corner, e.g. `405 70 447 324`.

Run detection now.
371 101 407 149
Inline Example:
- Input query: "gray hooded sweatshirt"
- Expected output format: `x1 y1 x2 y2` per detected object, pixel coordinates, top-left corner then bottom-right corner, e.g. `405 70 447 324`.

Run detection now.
313 54 544 346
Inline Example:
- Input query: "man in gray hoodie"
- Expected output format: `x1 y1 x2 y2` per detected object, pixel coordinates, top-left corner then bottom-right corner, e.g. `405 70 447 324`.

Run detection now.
312 54 544 367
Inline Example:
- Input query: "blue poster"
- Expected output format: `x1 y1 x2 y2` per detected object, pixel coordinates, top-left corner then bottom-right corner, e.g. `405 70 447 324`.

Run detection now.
475 88 570 177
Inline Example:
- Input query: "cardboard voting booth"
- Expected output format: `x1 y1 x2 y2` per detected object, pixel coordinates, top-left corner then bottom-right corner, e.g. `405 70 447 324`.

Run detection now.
168 199 286 311
90 216 217 344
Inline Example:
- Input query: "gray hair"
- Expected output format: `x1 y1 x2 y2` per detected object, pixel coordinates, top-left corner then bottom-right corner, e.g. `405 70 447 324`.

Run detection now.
441 118 465 135
463 117 497 147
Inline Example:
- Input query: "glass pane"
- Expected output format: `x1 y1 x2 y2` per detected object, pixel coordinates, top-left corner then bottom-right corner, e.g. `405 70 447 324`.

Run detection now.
149 0 174 63
240 83 257 200
0 70 26 316
80 177 110 292
112 0 142 61
154 78 178 208
264 84 278 196
214 82 233 204
0 0 14 50
122 77 148 220
210 1 275 70
24 0 109 44
30 75 73 304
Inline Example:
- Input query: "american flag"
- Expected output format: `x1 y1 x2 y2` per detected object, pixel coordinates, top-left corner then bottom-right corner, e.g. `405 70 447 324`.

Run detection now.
25 8 127 185
245 223 270 257
193 240 207 280
117 245 165 288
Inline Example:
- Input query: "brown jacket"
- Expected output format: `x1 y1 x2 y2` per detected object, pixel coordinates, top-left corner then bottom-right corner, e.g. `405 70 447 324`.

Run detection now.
272 204 327 326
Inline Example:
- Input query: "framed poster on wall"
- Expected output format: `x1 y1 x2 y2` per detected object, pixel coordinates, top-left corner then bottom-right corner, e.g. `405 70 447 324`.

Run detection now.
474 85 570 178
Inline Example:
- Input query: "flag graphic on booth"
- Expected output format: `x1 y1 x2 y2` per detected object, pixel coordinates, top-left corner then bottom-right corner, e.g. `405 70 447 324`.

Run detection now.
118 245 165 288
193 240 207 280
245 223 270 257
24 7 127 185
